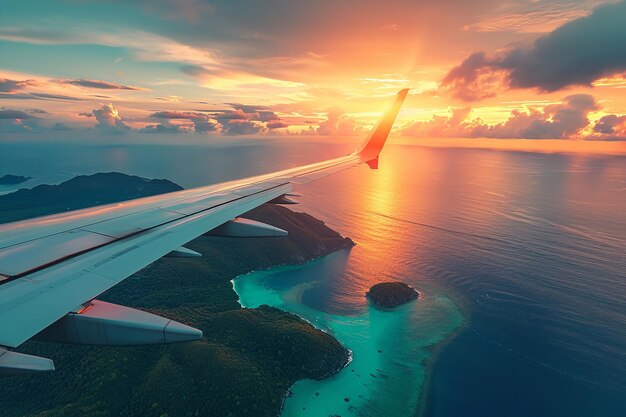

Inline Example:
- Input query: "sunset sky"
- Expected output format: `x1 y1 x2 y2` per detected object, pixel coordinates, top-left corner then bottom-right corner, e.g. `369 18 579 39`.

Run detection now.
1 0 625 142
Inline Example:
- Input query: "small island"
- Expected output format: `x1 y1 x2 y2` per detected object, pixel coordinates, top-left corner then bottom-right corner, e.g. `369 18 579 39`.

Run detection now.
367 282 419 308
0 174 32 185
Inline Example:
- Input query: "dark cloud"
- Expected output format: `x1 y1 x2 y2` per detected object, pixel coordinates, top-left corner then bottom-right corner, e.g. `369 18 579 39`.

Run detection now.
212 110 259 134
149 111 218 133
58 79 142 90
442 1 626 101
28 92 83 101
225 103 279 121
215 103 287 133
139 121 191 133
0 110 37 119
151 111 206 120
593 114 626 136
402 94 610 139
0 78 36 93
79 112 95 118
266 119 289 129
145 103 287 135
212 109 249 120
219 119 263 135
193 118 220 133
0 92 82 101
0 93 33 100
92 103 131 133
0 109 42 133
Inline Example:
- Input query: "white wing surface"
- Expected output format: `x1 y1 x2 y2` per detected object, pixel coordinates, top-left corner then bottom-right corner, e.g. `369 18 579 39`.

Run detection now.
0 89 408 375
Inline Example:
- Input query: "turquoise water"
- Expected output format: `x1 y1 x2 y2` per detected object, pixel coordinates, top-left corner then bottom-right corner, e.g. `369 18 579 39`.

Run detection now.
234 251 463 417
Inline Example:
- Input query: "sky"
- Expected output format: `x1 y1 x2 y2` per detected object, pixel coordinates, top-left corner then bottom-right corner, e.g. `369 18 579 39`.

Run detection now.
1 0 626 143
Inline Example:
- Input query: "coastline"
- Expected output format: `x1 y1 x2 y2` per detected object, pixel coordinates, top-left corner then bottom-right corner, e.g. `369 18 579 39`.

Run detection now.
0 174 358 417
232 251 464 417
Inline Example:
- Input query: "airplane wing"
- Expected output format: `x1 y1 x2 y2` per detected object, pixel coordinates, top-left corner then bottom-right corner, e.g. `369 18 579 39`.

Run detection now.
0 89 408 375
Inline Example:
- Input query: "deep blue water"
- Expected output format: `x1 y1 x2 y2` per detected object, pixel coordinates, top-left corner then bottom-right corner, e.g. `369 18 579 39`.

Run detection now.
1 140 625 416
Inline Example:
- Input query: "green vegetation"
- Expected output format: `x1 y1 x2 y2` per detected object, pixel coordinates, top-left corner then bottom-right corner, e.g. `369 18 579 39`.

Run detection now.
0 173 352 417
366 282 419 308
0 172 182 223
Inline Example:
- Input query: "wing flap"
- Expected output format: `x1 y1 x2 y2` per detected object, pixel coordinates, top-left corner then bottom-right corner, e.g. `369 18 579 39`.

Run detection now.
82 208 186 238
0 183 291 348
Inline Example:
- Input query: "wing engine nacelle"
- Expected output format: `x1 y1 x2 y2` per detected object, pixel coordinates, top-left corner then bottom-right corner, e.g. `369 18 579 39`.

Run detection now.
34 300 202 346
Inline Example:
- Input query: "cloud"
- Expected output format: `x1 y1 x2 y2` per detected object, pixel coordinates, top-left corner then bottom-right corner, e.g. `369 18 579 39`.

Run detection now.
464 0 605 34
0 77 128 101
57 79 143 91
226 103 280 122
400 107 473 138
0 78 37 92
219 119 263 135
0 92 82 101
267 119 289 129
0 109 37 119
442 1 626 101
92 103 131 133
0 78 83 101
0 109 42 133
139 120 191 134
28 92 83 101
148 104 284 135
402 94 610 139
149 111 219 133
211 110 262 135
592 114 626 139
213 103 289 134
192 118 220 133
317 107 364 136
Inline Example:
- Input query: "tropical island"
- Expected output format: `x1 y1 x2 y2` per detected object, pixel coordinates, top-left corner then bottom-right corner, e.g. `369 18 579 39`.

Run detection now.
367 282 419 308
0 172 353 417
0 174 31 185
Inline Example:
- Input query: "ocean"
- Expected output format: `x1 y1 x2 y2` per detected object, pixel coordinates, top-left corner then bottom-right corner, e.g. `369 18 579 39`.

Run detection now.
1 139 625 417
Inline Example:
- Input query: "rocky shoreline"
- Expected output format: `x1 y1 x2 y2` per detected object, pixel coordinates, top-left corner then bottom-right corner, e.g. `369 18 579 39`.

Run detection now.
367 282 420 308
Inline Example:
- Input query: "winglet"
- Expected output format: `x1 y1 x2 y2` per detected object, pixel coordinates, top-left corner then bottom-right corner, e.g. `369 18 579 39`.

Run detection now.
354 88 409 164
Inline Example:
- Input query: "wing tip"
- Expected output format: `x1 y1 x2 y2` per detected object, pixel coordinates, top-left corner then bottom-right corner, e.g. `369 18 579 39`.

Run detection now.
355 88 409 159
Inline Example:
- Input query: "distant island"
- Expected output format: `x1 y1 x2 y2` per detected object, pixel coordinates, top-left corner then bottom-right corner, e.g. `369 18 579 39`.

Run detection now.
0 172 182 223
0 174 31 185
367 282 419 308
0 172 353 417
